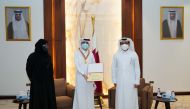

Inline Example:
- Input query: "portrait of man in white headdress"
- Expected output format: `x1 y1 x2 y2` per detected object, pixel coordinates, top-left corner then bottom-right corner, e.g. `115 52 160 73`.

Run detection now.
6 7 30 41
161 7 183 39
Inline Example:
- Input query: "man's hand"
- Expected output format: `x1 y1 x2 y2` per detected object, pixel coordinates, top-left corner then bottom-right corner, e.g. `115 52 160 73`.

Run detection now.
134 84 139 88
114 83 117 87
83 74 88 80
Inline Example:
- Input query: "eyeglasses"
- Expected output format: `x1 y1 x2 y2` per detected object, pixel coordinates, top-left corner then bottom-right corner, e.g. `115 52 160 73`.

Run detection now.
120 41 130 45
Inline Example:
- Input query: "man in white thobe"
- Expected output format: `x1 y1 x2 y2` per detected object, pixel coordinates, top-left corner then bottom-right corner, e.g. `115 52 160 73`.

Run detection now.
112 37 140 109
7 9 29 39
162 10 183 38
73 38 95 109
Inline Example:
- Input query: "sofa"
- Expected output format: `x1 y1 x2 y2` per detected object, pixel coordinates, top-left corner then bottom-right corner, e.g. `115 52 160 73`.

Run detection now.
108 78 153 109
54 78 75 109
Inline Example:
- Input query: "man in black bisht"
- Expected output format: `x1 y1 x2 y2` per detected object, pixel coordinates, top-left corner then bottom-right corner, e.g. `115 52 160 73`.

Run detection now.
26 39 57 109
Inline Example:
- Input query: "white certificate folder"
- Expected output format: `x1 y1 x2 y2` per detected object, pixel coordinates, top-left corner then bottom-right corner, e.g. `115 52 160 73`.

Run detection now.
87 63 104 81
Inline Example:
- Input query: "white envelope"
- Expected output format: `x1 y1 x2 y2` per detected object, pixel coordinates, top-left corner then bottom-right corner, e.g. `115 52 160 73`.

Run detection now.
87 63 103 81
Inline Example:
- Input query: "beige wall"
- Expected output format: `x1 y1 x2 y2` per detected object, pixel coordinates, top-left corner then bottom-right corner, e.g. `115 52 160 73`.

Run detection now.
143 0 190 92
0 0 44 95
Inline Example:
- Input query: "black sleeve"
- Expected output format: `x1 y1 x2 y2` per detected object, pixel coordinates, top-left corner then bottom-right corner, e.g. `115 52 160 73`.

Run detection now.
7 22 13 39
26 53 35 81
26 21 30 37
177 20 183 37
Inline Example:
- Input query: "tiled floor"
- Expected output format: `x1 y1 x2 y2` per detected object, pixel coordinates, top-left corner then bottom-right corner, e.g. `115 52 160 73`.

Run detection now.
0 96 190 109
0 99 18 109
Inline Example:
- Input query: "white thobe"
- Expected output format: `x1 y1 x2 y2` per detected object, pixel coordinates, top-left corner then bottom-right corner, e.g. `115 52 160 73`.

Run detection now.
73 49 95 109
12 15 28 39
112 50 140 109
169 20 177 38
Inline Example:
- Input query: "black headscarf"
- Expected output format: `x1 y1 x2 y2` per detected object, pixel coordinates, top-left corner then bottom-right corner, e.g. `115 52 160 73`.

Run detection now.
35 39 48 53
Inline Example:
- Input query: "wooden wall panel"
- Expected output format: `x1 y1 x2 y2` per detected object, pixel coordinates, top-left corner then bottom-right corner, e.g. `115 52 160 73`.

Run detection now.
54 0 62 41
44 0 66 79
53 0 63 78
54 41 65 78
44 0 53 56
122 0 133 37
134 0 142 39
134 0 142 77
61 0 66 79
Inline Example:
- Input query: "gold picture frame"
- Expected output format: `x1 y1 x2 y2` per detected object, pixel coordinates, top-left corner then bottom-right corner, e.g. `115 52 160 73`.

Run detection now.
160 6 184 40
5 6 31 41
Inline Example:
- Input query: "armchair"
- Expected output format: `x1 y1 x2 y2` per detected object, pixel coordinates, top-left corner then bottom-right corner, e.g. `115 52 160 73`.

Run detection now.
108 78 153 109
54 78 75 109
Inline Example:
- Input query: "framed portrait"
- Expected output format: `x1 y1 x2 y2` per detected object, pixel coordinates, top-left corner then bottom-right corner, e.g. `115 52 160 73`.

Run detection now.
5 6 31 41
160 6 184 40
